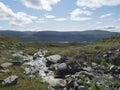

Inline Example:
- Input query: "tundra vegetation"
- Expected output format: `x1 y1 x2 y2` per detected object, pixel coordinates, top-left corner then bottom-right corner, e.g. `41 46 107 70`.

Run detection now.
0 35 120 90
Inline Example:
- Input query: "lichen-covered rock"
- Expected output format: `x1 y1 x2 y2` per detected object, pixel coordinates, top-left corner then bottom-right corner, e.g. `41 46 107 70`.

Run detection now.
12 51 24 58
78 85 86 90
33 49 48 59
2 75 19 86
55 63 67 77
1 62 13 68
46 55 62 64
23 57 47 70
0 69 9 73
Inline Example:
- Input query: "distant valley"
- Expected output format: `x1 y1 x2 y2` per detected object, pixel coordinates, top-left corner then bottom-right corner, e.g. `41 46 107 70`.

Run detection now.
0 30 119 42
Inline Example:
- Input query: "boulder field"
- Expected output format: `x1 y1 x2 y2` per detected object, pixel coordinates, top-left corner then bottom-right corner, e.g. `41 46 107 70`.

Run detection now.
0 49 120 90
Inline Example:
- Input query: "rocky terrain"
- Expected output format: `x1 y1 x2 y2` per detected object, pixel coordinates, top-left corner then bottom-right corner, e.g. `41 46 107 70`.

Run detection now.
0 35 120 90
0 48 120 90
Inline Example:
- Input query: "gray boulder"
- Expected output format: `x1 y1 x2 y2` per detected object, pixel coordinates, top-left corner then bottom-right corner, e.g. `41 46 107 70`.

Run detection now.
67 64 82 74
92 63 97 67
118 87 120 90
109 65 120 74
83 66 92 72
23 57 47 70
80 71 94 80
103 53 108 57
12 51 24 58
46 55 62 65
66 76 75 89
22 56 33 61
33 49 48 59
55 63 67 77
2 75 19 86
74 81 79 90
116 49 120 52
86 80 91 86
78 85 86 90
48 87 55 90
24 68 31 74
1 63 13 68
109 65 116 73
0 69 9 73
24 67 40 75
57 63 67 70
107 50 112 54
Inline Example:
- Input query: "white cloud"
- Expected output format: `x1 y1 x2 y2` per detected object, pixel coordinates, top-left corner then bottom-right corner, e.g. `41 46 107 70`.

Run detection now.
45 14 55 19
70 8 92 21
98 26 116 30
54 18 66 21
77 0 120 9
0 2 15 20
10 12 37 26
36 18 45 23
100 13 112 18
70 17 92 21
0 2 37 26
71 8 92 16
22 0 60 11
96 22 102 24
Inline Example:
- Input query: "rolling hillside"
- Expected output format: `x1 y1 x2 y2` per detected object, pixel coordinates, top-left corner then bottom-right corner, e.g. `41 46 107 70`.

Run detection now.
0 35 120 90
0 30 119 42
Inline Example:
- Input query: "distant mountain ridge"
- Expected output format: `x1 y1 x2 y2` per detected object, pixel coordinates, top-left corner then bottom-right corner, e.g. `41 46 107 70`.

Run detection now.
0 30 119 42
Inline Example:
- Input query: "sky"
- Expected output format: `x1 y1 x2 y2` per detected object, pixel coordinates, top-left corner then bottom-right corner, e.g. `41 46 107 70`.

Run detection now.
0 0 120 32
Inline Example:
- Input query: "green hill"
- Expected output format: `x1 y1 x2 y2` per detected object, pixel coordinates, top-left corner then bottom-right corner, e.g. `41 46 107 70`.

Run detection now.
0 30 119 42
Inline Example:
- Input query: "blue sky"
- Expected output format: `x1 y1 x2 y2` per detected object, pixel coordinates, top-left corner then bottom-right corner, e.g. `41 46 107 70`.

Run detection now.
0 0 120 32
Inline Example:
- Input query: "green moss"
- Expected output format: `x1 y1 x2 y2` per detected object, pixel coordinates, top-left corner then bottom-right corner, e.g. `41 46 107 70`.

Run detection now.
12 56 21 60
89 81 109 90
66 59 81 66
114 80 120 88
0 59 8 64
24 47 38 55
